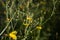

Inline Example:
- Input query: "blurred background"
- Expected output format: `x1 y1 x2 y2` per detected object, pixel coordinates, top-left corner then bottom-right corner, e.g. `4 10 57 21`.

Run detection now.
0 0 60 40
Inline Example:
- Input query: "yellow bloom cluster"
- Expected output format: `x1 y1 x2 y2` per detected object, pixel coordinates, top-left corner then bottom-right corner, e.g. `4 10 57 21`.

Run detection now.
23 23 29 27
9 31 17 40
36 26 42 30
26 16 33 23
27 17 32 20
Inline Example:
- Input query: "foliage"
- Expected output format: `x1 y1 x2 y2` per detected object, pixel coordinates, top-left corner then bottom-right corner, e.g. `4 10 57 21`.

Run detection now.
0 0 60 40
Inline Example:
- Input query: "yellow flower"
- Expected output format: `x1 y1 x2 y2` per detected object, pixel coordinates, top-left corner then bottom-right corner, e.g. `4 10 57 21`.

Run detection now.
9 31 17 40
36 26 42 30
23 23 29 27
26 16 33 23
27 17 32 20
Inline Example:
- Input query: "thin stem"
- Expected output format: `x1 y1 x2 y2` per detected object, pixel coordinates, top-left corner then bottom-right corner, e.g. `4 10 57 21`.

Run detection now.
42 0 57 25
0 12 16 36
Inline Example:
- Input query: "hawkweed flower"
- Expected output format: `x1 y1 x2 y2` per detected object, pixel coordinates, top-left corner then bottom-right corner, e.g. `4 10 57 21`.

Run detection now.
26 16 33 23
23 23 29 27
36 26 42 30
9 31 17 40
